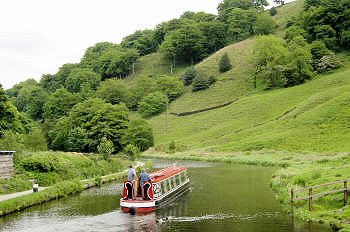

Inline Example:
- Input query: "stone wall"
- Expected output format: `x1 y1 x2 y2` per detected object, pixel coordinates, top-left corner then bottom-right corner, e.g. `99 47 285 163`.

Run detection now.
0 151 14 179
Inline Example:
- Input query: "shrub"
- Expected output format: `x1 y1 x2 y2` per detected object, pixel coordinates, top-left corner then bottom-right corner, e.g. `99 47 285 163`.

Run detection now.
192 75 216 92
269 7 277 16
97 137 114 161
138 91 168 117
123 144 140 161
23 128 48 152
253 14 277 35
316 53 342 73
218 53 232 73
168 141 176 153
309 40 331 68
181 66 197 86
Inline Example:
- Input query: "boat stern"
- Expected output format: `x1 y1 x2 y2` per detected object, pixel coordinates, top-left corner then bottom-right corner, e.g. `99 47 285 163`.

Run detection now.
120 199 156 214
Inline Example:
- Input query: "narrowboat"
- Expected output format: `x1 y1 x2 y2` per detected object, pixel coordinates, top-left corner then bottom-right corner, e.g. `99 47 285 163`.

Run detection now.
120 166 190 214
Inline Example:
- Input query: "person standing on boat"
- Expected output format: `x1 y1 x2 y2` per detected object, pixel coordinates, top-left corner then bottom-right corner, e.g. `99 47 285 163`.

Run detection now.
140 170 151 200
127 165 136 181
140 170 151 187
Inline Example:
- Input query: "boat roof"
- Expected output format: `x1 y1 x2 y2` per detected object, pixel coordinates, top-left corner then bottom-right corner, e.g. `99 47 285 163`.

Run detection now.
149 166 186 183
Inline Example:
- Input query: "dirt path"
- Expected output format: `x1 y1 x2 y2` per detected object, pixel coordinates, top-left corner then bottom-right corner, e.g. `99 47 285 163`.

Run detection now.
0 187 48 202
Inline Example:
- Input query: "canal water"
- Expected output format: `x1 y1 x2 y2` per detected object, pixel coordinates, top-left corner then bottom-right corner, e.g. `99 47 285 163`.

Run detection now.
0 160 329 232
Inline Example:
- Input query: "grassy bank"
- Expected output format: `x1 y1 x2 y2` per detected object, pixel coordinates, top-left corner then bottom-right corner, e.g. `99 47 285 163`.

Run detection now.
143 150 350 231
0 180 82 216
0 151 129 194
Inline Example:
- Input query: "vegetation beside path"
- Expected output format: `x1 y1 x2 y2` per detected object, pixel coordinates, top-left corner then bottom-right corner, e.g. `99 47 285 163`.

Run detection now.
143 150 350 231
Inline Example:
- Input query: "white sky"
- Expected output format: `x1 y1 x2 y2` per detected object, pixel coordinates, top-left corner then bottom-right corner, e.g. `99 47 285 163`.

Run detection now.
0 0 286 89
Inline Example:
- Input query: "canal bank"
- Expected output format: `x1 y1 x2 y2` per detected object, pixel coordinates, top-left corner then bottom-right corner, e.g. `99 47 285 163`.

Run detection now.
143 150 350 232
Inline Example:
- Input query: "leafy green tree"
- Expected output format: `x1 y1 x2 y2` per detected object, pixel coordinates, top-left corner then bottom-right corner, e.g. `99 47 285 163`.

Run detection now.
156 75 184 101
80 42 116 68
43 88 81 120
121 119 154 152
50 98 129 152
219 53 233 73
285 25 307 42
198 21 227 54
126 77 158 110
138 92 168 117
0 84 26 137
160 23 207 64
252 35 289 89
23 127 47 152
97 137 114 160
340 30 350 48
121 29 159 56
65 68 101 93
253 14 276 35
123 144 140 161
225 8 257 43
181 66 197 86
180 11 216 22
96 79 128 105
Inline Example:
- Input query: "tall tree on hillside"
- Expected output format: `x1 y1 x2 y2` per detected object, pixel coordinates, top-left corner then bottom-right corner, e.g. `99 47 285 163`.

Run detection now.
160 23 207 64
121 29 159 56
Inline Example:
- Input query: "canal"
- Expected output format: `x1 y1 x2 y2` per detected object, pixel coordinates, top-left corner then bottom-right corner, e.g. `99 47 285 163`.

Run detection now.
0 160 329 232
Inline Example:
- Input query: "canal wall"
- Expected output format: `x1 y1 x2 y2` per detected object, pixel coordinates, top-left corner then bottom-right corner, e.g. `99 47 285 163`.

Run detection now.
0 151 15 179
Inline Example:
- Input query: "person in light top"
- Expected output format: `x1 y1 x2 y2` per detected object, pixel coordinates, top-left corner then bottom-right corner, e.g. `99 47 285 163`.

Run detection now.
127 165 136 181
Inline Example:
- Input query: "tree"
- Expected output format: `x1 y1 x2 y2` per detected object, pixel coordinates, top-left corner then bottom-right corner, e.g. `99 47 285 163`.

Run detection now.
225 8 258 43
253 14 277 35
309 40 331 68
97 137 114 160
50 98 129 152
43 88 81 120
126 77 158 110
156 75 184 101
198 21 227 54
0 84 26 137
65 68 101 93
219 53 233 73
269 7 277 16
273 0 285 5
138 92 168 117
121 29 159 56
121 119 154 152
96 79 128 105
181 66 197 86
160 23 207 64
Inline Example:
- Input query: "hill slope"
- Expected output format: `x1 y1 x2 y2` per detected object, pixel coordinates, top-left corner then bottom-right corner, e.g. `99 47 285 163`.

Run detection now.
149 66 350 152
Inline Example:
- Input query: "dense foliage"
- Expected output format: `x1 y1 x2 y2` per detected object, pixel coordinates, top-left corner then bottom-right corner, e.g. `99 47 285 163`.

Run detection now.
219 53 233 73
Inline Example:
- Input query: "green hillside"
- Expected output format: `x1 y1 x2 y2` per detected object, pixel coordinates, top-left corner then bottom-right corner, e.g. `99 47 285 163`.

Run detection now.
149 62 350 152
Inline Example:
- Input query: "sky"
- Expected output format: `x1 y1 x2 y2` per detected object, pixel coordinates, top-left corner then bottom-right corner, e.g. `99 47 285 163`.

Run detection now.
0 0 286 89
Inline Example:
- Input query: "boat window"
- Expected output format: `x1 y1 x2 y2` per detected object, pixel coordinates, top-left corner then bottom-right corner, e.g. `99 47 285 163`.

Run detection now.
161 181 167 193
180 172 185 183
175 174 180 186
153 183 161 198
168 179 172 189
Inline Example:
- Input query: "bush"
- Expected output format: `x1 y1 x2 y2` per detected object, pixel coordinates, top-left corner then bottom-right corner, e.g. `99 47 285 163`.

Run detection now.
192 75 216 92
97 137 114 161
316 53 342 73
123 144 140 161
253 14 277 35
218 53 232 73
269 7 277 16
168 141 176 153
309 40 331 68
138 91 168 117
181 66 197 86
23 128 47 152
